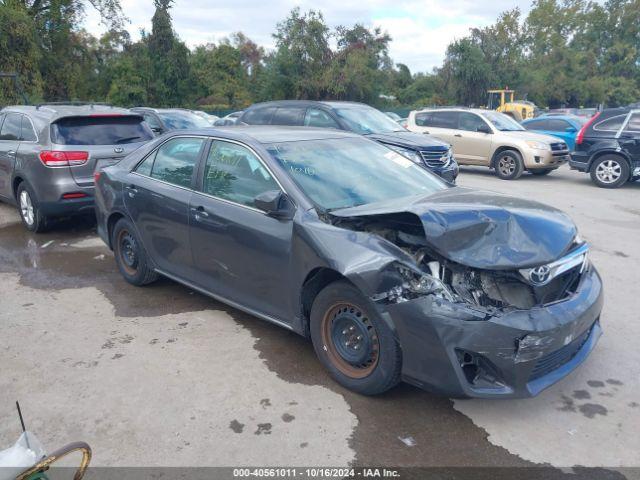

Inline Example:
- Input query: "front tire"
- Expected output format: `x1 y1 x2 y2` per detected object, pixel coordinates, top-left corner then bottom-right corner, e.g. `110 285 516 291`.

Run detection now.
112 217 158 286
310 280 401 395
16 182 49 233
494 150 524 180
590 155 629 188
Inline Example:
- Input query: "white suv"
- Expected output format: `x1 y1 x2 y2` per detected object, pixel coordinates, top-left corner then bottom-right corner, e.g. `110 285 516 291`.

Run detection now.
407 108 570 180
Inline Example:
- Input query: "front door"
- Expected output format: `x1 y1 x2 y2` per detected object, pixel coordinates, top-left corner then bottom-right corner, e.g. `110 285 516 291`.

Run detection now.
0 113 21 199
189 139 294 322
454 112 494 165
124 136 206 278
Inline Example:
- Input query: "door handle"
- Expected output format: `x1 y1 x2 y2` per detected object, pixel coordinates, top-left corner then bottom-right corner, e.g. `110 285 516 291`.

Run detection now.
454 134 463 138
192 206 210 220
7 150 16 157
125 184 138 197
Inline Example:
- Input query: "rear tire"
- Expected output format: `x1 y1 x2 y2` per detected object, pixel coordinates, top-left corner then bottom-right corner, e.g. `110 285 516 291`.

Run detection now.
112 217 158 286
494 150 524 180
530 168 554 176
590 155 629 189
16 182 49 233
310 280 401 395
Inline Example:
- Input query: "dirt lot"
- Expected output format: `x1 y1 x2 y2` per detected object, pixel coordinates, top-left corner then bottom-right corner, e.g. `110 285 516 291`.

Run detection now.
0 166 638 476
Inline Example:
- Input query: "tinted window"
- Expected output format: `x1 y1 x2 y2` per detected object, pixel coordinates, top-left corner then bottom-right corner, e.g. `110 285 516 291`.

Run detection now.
242 107 276 125
304 108 339 128
0 113 22 141
150 137 204 188
157 111 210 130
267 137 446 211
20 116 37 141
624 114 640 132
524 119 548 130
414 112 434 127
51 116 154 145
203 141 279 208
271 107 305 126
594 115 626 132
458 112 487 132
546 119 571 131
134 153 155 176
430 112 459 129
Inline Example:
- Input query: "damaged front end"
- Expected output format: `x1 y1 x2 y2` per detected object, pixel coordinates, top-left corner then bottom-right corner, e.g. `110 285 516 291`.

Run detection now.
329 206 603 398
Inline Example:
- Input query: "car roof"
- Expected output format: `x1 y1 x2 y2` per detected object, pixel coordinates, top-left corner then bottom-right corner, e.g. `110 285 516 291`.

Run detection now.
1 104 136 122
168 125 360 144
415 107 487 114
245 100 368 110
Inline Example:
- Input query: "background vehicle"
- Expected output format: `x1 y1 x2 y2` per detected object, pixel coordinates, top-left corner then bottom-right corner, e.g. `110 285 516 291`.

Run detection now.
408 108 569 180
213 111 244 126
95 126 601 398
487 89 538 121
191 110 219 125
0 103 154 232
130 107 211 135
570 107 640 188
522 114 586 150
546 108 598 119
239 100 458 182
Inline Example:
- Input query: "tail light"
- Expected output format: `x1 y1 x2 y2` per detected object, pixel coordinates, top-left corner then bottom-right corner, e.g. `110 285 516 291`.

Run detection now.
93 171 102 184
576 112 600 146
39 150 89 167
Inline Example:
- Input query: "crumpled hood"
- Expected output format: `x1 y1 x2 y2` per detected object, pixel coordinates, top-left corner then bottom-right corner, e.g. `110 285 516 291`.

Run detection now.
330 187 577 269
366 131 449 149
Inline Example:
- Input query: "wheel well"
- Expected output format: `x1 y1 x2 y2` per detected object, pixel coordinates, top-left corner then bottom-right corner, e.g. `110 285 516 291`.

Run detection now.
491 146 522 169
588 151 630 172
300 268 347 337
12 177 24 199
106 212 126 249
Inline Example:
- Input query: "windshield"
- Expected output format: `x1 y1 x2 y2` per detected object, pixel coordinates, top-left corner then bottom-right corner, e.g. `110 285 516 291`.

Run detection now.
158 111 211 130
267 137 447 211
335 107 405 134
482 111 525 131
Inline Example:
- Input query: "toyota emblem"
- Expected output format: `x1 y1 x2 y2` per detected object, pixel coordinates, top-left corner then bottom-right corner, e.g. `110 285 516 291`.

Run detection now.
114 147 124 154
529 265 551 285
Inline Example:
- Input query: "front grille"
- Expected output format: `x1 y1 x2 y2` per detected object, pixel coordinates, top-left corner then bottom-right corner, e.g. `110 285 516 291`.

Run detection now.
550 142 568 152
419 149 450 168
529 324 593 381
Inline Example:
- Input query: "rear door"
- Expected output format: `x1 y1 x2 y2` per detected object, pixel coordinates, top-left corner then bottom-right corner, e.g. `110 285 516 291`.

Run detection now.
454 112 493 165
124 136 206 279
0 113 21 198
413 111 459 146
50 115 154 187
619 112 640 163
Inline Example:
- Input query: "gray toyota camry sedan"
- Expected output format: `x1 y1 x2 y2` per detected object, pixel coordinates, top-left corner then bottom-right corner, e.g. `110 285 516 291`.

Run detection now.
95 126 603 398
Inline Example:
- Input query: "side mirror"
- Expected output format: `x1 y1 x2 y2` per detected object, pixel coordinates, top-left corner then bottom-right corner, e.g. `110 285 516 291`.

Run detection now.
151 127 164 135
476 124 492 134
254 190 294 219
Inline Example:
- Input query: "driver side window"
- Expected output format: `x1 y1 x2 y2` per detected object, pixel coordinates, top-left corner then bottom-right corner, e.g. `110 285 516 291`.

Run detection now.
203 141 280 208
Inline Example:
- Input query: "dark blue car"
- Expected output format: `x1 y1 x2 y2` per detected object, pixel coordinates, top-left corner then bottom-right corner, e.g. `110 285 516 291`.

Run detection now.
522 115 586 150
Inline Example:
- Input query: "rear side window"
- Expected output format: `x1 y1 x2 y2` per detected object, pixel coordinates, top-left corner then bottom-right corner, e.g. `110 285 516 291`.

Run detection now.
593 114 626 133
418 111 458 129
242 107 276 125
624 114 640 132
21 116 37 141
271 107 304 126
414 112 433 127
0 113 22 141
149 137 205 188
51 115 154 145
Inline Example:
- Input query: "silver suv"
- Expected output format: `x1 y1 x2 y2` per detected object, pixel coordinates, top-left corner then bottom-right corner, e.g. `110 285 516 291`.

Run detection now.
408 108 570 180
0 104 154 231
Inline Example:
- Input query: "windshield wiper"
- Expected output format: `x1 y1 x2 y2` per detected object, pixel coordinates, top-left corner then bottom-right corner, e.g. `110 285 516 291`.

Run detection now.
115 136 143 144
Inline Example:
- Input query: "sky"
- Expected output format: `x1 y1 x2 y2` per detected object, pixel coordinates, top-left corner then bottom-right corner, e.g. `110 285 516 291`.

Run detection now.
84 0 534 73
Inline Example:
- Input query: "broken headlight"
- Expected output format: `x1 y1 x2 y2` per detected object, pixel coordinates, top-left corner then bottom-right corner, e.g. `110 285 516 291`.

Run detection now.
373 263 455 304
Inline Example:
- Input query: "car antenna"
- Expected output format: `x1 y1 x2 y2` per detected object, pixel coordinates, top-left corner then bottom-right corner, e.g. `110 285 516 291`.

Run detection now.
16 401 31 449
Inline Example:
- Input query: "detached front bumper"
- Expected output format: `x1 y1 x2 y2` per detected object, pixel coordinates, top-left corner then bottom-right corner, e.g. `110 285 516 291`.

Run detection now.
383 265 603 398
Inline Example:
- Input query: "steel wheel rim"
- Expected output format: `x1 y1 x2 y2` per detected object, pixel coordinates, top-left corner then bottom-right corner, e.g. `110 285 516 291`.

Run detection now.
321 302 379 379
117 230 139 275
595 160 621 184
19 190 34 226
498 156 516 176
